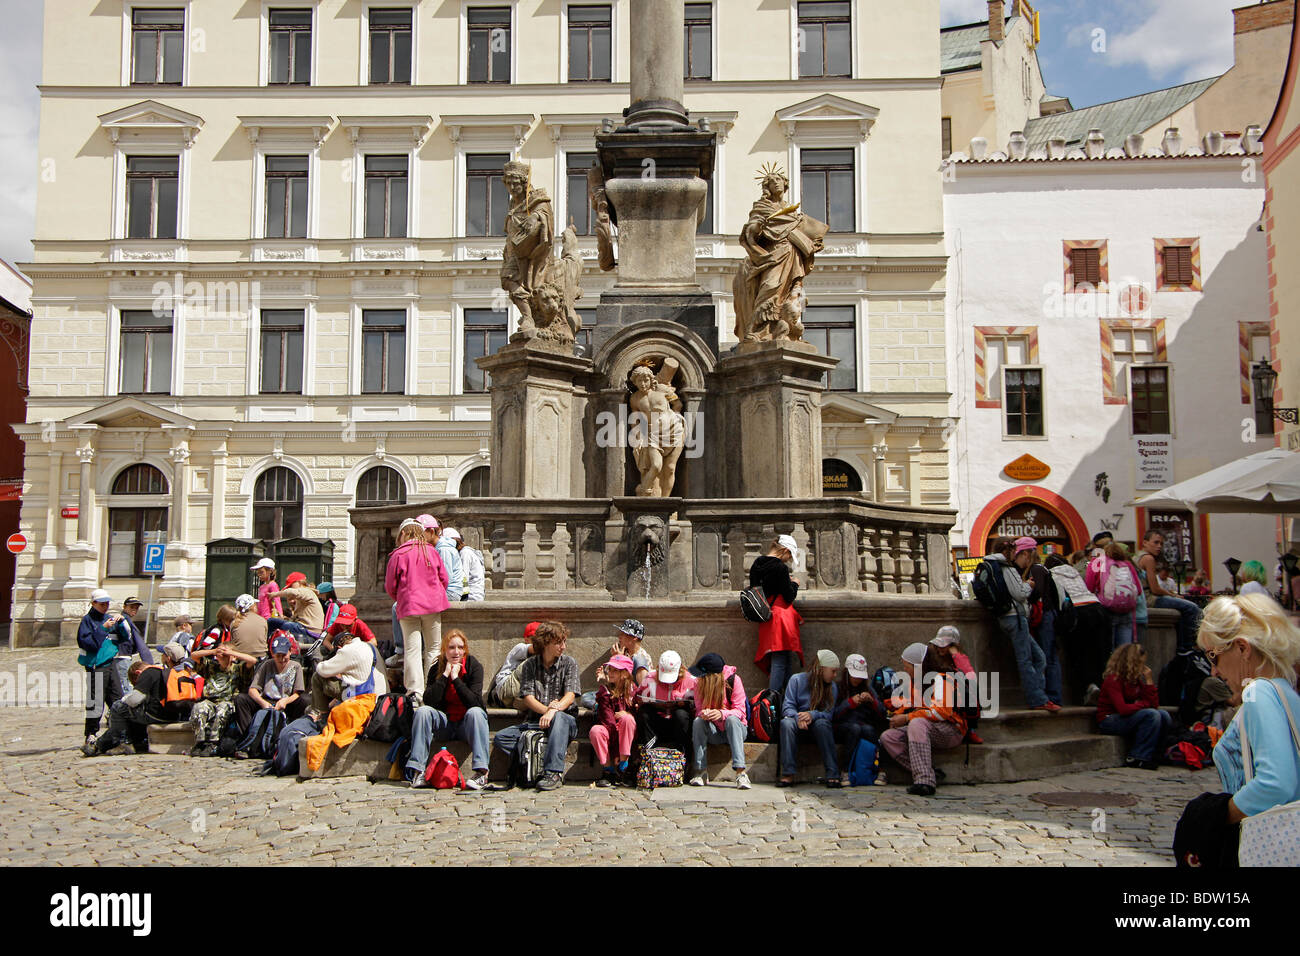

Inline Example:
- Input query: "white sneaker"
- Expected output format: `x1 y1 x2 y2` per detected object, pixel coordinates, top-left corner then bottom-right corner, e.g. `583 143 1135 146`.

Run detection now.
465 771 488 790
688 773 707 786
735 772 752 790
409 772 429 789
385 653 404 669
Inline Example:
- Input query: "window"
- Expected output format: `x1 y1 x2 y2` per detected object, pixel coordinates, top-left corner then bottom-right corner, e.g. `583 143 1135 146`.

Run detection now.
460 465 491 497
802 305 856 391
369 8 413 84
573 307 599 356
1004 367 1044 437
800 148 854 233
108 465 169 578
463 308 508 392
1162 246 1193 286
468 6 511 83
1156 239 1201 291
113 464 169 496
798 1 850 78
1131 366 1171 435
362 309 406 394
253 467 303 540
260 309 305 394
697 173 714 234
466 153 510 237
364 155 408 239
684 3 711 79
1111 328 1156 391
941 118 952 159
1064 241 1108 292
822 459 863 493
568 5 612 81
120 310 173 395
264 156 308 239
269 9 312 84
983 334 1029 402
356 465 407 507
131 8 184 85
126 156 179 240
567 152 597 236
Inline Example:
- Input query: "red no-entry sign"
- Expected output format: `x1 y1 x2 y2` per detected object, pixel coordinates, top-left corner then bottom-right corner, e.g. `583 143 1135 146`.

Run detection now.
6 533 26 554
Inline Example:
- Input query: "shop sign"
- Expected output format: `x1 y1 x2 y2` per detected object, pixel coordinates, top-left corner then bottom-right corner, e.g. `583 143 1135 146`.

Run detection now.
1003 454 1050 482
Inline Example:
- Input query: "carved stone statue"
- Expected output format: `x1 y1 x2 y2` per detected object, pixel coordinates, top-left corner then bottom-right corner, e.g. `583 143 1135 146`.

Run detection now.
587 165 616 272
628 357 685 497
732 164 829 345
501 159 584 350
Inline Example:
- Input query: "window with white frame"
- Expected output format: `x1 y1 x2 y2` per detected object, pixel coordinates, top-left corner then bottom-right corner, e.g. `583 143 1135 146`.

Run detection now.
269 9 312 85
362 309 406 394
468 6 511 83
466 154 510 237
984 334 1029 402
803 305 856 391
684 3 711 79
566 152 597 236
260 309 305 394
799 148 854 233
573 307 599 357
1112 328 1156 393
463 308 509 392
264 156 309 239
108 465 169 577
369 8 413 84
364 155 408 238
1131 366 1171 435
126 156 179 240
131 8 184 85
698 172 715 234
253 466 303 539
568 5 612 81
1003 366 1044 437
798 1 850 78
120 310 174 395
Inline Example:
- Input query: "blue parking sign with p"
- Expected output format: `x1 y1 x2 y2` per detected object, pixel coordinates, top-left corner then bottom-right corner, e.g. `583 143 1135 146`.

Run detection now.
143 543 166 575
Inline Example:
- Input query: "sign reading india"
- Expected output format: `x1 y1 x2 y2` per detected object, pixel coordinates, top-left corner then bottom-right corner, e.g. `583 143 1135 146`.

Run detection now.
1003 454 1051 481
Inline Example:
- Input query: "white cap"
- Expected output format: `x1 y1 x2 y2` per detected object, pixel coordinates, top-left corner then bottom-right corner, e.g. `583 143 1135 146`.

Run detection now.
657 650 683 684
931 626 961 648
776 533 801 567
234 594 256 613
90 589 111 604
442 527 462 542
901 642 928 666
250 558 275 571
844 653 871 679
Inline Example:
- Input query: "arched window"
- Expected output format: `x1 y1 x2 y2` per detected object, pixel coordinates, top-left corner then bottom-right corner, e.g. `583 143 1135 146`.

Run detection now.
253 466 304 540
822 458 863 494
459 465 490 497
107 464 168 577
356 465 408 507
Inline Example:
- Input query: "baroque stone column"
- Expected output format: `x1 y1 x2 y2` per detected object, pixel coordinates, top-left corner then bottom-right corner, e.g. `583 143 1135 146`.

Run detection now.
74 445 95 544
627 0 687 128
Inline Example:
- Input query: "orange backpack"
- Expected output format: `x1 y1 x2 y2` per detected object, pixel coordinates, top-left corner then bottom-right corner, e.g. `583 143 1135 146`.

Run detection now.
164 664 205 705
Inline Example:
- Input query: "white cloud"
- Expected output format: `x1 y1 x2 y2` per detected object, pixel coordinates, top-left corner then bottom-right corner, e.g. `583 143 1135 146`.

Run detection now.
0 0 42 268
941 0 993 28
1104 0 1241 83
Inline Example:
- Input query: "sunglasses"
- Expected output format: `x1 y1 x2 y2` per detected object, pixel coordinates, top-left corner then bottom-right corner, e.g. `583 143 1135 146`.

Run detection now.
1205 642 1237 666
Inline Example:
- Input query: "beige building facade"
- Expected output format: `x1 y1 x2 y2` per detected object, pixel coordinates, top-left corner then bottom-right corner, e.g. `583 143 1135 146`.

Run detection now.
16 0 954 644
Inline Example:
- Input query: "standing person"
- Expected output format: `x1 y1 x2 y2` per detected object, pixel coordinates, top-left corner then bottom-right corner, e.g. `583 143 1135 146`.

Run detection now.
407 629 491 790
385 517 449 696
1026 545 1063 707
229 594 270 660
1197 594 1300 829
1088 542 1143 649
778 649 842 788
425 516 463 604
77 589 125 745
988 537 1056 713
590 654 640 787
111 597 155 667
879 642 968 796
251 558 283 619
687 653 751 789
833 653 887 777
316 582 342 631
1095 643 1172 770
1047 553 1110 699
442 528 485 602
750 534 804 694
635 650 697 754
1137 530 1202 652
491 620 582 791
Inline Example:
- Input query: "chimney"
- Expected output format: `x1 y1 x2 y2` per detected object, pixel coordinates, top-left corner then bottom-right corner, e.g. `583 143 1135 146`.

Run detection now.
1124 133 1144 158
1084 129 1106 159
1162 127 1183 156
969 136 989 160
1243 125 1264 153
988 1 1005 43
1047 137 1066 160
1234 0 1294 36
1203 131 1225 155
1008 130 1028 160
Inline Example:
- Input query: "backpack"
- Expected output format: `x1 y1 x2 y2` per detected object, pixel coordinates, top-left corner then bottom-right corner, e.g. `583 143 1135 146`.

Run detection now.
236 707 286 760
509 729 548 788
971 558 1014 615
1162 727 1213 770
1158 650 1212 722
739 585 772 623
1055 595 1078 638
846 738 880 786
423 747 465 789
954 671 981 736
1096 557 1139 613
636 746 686 789
748 689 780 743
871 666 899 703
164 664 204 706
362 692 416 742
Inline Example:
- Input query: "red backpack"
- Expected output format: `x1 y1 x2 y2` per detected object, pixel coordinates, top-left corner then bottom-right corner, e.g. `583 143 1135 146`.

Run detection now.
423 748 465 789
748 689 781 743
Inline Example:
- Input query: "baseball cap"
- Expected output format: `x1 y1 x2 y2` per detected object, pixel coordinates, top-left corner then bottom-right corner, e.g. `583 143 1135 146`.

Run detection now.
334 603 359 628
398 517 424 535
317 582 334 594
901 642 928 666
931 625 961 647
442 527 462 542
284 571 308 588
270 633 293 655
615 618 644 641
90 589 111 604
688 652 726 678
123 596 143 607
844 653 870 679
1091 531 1113 545
607 654 635 674
776 533 801 567
656 650 683 684
415 514 439 531
234 594 256 613
816 649 841 669
173 613 192 626
251 558 276 571
161 642 187 664
1014 536 1038 555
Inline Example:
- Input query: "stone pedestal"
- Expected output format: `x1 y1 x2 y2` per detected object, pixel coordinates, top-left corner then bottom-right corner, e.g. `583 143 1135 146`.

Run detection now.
476 343 594 499
593 291 718 357
712 342 840 499
604 176 707 289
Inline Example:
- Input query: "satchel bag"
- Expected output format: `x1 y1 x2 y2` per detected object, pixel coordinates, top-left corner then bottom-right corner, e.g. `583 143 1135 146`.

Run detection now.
1237 678 1300 867
739 585 772 623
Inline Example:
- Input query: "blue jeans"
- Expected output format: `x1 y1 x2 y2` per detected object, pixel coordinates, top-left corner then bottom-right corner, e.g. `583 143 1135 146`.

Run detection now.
406 705 490 776
779 714 839 777
692 715 747 773
1099 708 1174 762
266 619 320 643
999 612 1047 707
1154 596 1201 652
493 711 578 776
1108 611 1135 649
767 650 797 695
1034 609 1062 705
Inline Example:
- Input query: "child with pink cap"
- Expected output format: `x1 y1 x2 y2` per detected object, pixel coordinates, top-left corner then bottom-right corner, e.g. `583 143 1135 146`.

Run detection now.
591 654 640 786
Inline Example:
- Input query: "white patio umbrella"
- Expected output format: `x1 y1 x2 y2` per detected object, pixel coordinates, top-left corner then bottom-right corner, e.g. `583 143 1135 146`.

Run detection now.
1127 448 1300 514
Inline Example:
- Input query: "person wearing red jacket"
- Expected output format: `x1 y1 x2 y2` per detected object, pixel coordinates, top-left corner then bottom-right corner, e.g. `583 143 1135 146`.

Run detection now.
1096 643 1171 769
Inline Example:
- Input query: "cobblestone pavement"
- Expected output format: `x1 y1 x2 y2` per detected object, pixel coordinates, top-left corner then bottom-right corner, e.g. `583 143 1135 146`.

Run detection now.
0 648 1206 866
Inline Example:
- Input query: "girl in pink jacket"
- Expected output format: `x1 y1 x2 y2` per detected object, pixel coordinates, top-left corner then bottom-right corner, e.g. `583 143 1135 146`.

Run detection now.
385 518 450 696
686 653 751 789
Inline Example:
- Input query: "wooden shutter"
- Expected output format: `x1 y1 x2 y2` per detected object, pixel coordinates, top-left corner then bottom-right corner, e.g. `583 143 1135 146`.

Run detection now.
1071 247 1101 288
1163 245 1193 286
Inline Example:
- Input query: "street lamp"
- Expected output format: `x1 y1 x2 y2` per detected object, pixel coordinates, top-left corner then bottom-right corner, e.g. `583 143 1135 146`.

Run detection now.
1224 557 1242 594
1173 558 1189 595
1251 359 1300 424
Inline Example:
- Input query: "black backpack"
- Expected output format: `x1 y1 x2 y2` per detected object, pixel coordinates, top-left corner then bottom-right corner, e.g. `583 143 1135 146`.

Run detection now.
362 692 416 742
971 558 1014 615
871 666 899 702
739 585 772 623
1158 649 1210 714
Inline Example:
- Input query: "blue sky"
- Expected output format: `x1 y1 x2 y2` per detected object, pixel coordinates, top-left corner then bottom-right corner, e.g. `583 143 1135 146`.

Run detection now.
0 0 1261 266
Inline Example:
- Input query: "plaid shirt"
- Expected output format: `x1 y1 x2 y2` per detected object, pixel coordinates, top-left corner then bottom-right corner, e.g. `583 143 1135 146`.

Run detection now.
517 653 581 707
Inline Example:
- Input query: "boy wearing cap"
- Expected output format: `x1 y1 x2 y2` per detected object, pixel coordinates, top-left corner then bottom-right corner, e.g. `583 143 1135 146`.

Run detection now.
778 650 842 787
77 589 121 742
234 632 307 738
609 618 652 684
635 650 697 755
492 621 582 791
251 558 283 619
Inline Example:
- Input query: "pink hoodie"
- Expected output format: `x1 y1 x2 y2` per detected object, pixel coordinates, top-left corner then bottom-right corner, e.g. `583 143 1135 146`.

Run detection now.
697 664 748 732
385 539 450 618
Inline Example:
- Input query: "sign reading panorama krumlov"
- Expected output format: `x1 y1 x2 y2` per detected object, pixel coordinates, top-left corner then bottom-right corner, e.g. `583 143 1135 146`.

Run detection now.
1135 436 1173 490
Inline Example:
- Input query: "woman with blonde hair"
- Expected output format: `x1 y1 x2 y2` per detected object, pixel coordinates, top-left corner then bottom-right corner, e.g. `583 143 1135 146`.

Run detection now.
1197 594 1300 824
1095 643 1171 769
687 653 750 789
406 628 488 790
385 517 450 696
